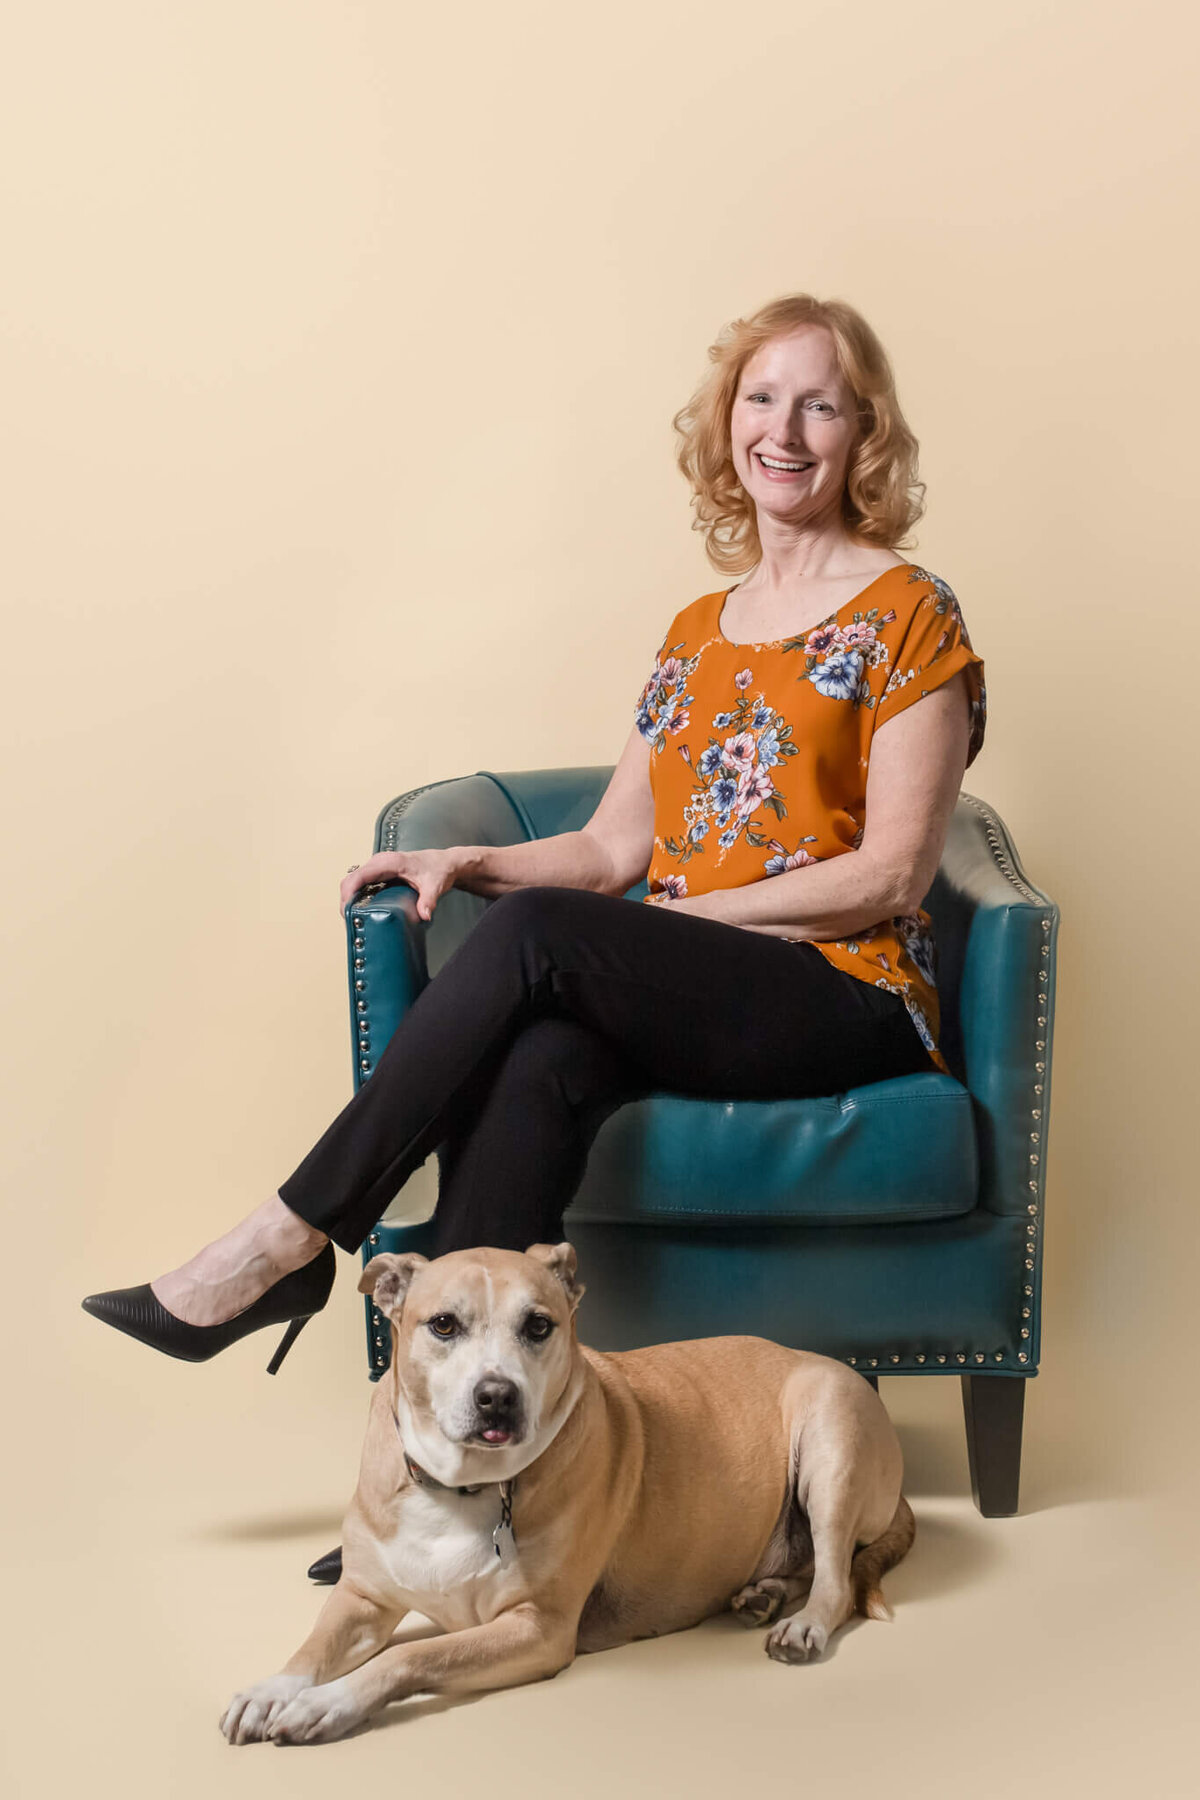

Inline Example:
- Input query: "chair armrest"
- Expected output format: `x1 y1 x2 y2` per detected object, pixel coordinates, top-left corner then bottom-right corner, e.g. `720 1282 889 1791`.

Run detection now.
343 880 430 1087
346 772 536 1088
352 765 623 999
930 794 1060 1221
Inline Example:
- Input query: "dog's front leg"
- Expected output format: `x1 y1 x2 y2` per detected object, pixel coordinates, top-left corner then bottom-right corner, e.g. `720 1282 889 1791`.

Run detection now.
221 1580 406 1745
266 1602 576 1744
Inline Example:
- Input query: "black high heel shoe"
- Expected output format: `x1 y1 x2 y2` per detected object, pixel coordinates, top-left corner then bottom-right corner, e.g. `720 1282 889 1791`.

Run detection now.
307 1544 343 1585
80 1241 336 1372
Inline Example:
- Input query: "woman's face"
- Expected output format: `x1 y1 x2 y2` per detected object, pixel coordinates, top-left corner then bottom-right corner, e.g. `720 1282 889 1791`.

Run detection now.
729 326 863 532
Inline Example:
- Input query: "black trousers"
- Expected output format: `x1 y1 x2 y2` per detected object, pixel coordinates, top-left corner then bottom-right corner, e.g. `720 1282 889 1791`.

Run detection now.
278 886 934 1257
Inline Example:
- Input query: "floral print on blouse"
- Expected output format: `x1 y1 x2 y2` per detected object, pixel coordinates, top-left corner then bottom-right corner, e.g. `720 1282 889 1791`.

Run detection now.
633 563 986 1076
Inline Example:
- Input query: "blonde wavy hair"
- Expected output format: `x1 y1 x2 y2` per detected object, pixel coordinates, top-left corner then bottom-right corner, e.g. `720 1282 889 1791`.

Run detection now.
672 293 926 575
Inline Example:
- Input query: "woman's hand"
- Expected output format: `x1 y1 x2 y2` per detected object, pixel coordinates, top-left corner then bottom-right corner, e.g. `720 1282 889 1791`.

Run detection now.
339 849 467 921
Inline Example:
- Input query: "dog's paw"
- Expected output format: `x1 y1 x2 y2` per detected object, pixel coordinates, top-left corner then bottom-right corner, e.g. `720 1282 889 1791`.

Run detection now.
266 1677 363 1746
765 1612 829 1664
220 1674 313 1745
731 1579 790 1627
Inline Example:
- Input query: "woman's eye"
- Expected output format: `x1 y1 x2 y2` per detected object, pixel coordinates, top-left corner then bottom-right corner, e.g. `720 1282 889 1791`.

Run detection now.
428 1314 458 1338
745 395 835 413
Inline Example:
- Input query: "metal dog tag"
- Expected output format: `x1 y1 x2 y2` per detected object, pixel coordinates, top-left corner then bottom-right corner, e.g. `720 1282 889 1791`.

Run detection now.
493 1482 516 1559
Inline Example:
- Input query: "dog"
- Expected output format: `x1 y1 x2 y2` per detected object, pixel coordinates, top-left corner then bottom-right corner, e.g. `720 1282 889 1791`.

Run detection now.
220 1242 915 1745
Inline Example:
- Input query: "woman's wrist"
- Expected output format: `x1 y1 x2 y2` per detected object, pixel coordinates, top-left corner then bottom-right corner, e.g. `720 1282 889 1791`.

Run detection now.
451 833 615 898
450 846 483 880
449 846 494 891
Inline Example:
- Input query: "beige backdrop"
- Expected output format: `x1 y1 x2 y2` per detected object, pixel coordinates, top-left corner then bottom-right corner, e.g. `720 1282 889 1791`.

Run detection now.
3 2 1196 1796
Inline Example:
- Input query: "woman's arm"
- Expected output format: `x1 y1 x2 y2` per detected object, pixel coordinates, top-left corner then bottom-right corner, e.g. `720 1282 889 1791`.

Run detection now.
455 722 655 900
664 670 972 940
340 725 655 918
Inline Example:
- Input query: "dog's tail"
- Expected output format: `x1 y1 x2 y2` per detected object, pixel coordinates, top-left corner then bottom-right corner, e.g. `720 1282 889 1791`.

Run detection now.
851 1494 915 1622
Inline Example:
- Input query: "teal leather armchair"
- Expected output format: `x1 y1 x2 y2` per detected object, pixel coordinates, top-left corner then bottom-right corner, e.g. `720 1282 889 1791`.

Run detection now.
346 769 1059 1517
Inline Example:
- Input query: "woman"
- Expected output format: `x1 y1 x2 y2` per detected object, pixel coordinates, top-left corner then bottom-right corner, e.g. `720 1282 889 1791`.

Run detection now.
82 291 986 1374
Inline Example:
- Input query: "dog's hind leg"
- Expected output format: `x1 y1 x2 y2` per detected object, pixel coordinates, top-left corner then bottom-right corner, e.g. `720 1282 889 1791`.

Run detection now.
762 1375 908 1665
764 1407 898 1667
767 1490 914 1655
763 1477 858 1664
731 1481 816 1627
730 1574 811 1627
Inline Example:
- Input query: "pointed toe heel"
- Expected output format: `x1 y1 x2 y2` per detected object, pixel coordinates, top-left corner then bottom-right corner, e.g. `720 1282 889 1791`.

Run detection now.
307 1544 343 1585
81 1240 337 1367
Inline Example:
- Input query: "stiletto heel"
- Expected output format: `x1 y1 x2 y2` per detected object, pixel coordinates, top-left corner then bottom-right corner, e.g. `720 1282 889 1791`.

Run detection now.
81 1241 337 1366
266 1314 311 1375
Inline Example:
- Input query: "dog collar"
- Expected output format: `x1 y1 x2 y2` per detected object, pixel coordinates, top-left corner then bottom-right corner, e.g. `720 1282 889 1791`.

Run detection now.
401 1448 487 1497
391 1403 517 1557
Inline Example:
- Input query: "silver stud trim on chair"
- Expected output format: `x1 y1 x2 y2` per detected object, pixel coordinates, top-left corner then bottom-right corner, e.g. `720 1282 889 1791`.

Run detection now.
379 782 441 852
842 793 1055 1377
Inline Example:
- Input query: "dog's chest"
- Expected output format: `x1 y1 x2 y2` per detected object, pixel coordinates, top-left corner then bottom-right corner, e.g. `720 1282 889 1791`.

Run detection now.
374 1485 521 1628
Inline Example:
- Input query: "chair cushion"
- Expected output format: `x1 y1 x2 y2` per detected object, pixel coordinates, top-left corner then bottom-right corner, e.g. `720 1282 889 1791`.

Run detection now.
569 1071 979 1226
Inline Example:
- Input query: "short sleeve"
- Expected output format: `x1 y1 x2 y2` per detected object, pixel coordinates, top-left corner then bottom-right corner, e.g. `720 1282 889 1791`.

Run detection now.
633 635 669 742
633 605 698 749
874 577 987 767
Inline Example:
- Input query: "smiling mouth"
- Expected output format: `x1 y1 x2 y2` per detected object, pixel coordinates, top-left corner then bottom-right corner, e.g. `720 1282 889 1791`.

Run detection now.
757 453 814 475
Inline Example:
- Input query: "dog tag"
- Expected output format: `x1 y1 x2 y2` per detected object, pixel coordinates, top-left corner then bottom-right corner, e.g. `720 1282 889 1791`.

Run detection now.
493 1483 516 1559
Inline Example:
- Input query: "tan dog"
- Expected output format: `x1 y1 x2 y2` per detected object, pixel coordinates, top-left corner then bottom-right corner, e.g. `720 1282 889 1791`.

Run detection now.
220 1243 914 1745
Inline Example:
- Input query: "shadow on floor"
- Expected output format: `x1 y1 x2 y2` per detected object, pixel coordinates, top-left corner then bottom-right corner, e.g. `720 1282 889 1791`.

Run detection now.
892 1420 971 1500
887 1379 1123 1514
196 1507 346 1544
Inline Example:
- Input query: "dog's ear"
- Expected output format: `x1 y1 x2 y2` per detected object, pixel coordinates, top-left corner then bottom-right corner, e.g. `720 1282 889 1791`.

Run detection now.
358 1252 429 1322
524 1241 586 1314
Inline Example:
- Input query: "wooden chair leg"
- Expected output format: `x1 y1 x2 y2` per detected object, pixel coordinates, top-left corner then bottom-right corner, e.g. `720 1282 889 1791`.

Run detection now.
960 1375 1026 1516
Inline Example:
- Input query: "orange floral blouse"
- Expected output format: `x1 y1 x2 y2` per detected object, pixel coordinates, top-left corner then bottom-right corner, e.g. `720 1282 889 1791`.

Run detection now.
633 562 986 1075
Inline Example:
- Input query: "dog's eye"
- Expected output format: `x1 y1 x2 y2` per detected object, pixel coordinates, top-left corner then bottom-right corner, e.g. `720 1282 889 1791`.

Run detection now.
427 1313 459 1338
522 1313 555 1342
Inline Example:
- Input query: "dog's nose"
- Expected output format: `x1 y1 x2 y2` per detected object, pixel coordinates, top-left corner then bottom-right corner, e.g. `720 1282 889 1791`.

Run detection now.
473 1376 519 1418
